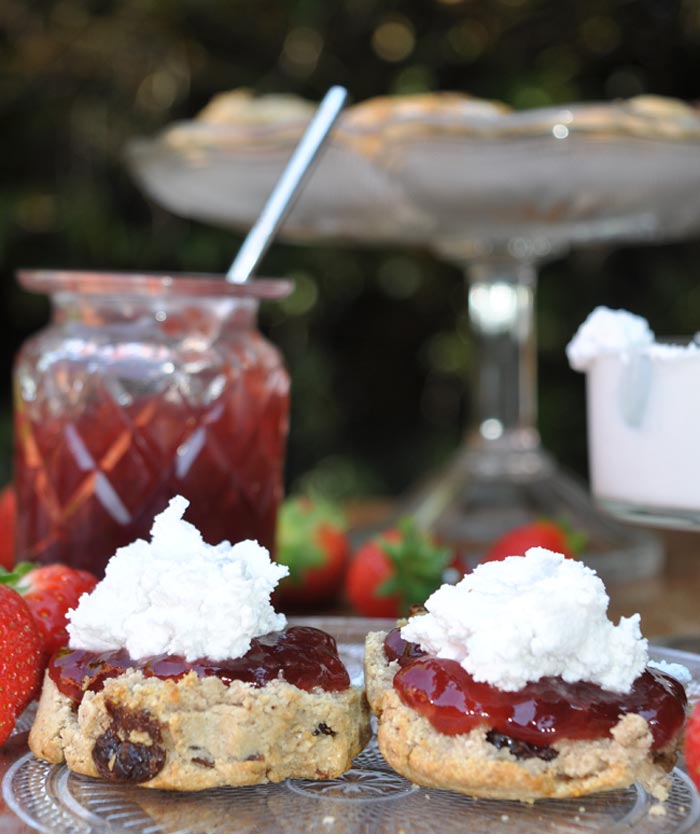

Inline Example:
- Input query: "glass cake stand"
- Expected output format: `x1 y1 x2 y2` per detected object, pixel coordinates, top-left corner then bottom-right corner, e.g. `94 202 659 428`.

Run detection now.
127 91 700 581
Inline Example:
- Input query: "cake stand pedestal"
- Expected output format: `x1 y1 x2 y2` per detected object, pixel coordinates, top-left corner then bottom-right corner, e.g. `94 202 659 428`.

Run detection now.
404 255 661 581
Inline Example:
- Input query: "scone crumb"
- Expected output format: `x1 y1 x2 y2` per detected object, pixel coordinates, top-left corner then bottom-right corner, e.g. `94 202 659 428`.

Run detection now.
322 816 336 825
578 806 586 813
500 814 510 822
649 803 667 817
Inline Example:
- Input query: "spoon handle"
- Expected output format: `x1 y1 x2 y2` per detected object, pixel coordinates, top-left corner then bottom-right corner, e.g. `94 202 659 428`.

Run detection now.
226 85 348 284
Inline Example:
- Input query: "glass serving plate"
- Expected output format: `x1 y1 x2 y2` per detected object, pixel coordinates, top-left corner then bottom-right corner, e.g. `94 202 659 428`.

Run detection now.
4 617 700 834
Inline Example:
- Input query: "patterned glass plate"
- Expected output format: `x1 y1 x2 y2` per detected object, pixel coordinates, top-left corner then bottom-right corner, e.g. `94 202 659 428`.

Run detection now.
127 91 700 260
4 617 700 834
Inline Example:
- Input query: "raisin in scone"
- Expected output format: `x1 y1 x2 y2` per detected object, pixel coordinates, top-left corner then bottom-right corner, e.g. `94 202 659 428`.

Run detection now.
28 497 371 789
364 549 688 803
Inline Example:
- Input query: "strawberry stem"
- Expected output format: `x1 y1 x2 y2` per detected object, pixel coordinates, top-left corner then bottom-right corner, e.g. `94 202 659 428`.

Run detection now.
0 562 36 591
276 497 345 585
376 518 451 615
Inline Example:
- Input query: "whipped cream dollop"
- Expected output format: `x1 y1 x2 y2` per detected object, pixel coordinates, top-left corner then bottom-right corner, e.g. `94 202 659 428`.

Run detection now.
67 496 288 661
648 659 692 686
566 306 654 372
400 548 648 693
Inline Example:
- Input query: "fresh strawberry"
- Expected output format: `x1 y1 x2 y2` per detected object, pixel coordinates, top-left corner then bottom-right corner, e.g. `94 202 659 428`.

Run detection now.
345 518 451 618
275 497 350 608
684 701 700 790
0 563 98 658
0 484 16 570
482 520 584 563
0 585 43 745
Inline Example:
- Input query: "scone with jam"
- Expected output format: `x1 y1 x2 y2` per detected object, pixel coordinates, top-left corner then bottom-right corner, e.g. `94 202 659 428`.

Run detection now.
365 548 688 802
29 497 370 790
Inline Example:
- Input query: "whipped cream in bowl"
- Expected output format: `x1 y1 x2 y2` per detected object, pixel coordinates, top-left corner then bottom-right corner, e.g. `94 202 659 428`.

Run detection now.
567 307 700 527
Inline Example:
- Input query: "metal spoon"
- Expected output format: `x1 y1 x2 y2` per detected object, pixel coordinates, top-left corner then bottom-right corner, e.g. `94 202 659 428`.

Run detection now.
226 85 348 284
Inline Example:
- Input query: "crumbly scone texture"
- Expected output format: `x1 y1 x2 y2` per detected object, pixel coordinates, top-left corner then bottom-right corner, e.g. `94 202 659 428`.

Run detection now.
364 630 678 802
29 669 371 791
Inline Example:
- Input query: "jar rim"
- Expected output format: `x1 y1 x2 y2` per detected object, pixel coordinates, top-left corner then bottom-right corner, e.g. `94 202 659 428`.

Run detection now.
17 270 293 300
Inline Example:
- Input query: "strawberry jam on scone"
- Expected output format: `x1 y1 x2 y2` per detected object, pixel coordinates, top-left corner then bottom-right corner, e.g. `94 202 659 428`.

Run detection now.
29 497 370 789
364 548 688 802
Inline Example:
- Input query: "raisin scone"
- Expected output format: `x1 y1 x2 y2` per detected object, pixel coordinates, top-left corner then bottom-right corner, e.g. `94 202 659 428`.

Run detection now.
30 626 370 790
28 497 371 790
364 550 688 803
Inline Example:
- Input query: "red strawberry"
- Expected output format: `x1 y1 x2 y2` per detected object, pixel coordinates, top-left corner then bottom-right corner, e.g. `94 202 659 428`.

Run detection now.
0 484 16 571
482 520 584 564
684 701 700 790
345 519 451 618
0 563 98 659
275 497 350 609
0 586 43 745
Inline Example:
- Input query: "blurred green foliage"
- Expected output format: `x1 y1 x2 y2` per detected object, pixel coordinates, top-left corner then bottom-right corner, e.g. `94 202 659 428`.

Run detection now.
2 0 700 496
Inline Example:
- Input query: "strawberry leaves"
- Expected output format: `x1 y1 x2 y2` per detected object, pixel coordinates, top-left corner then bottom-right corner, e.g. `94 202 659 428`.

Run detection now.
345 517 452 618
375 519 452 609
275 497 349 608
277 498 345 584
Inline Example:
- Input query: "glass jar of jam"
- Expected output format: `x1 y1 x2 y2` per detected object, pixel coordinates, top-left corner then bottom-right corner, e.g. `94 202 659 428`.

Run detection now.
13 270 292 576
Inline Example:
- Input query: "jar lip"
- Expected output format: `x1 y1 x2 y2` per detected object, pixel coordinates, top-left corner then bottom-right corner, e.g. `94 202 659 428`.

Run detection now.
17 270 294 300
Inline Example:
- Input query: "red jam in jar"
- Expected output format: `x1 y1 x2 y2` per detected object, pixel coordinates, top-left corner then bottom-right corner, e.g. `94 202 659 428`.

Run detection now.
51 626 350 704
14 270 291 576
384 628 686 750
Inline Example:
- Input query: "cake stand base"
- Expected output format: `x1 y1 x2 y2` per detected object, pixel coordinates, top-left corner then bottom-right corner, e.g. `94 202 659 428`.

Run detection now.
404 440 663 585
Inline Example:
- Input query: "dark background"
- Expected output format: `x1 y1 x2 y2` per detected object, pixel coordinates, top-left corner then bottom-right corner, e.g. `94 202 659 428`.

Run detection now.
2 0 700 498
